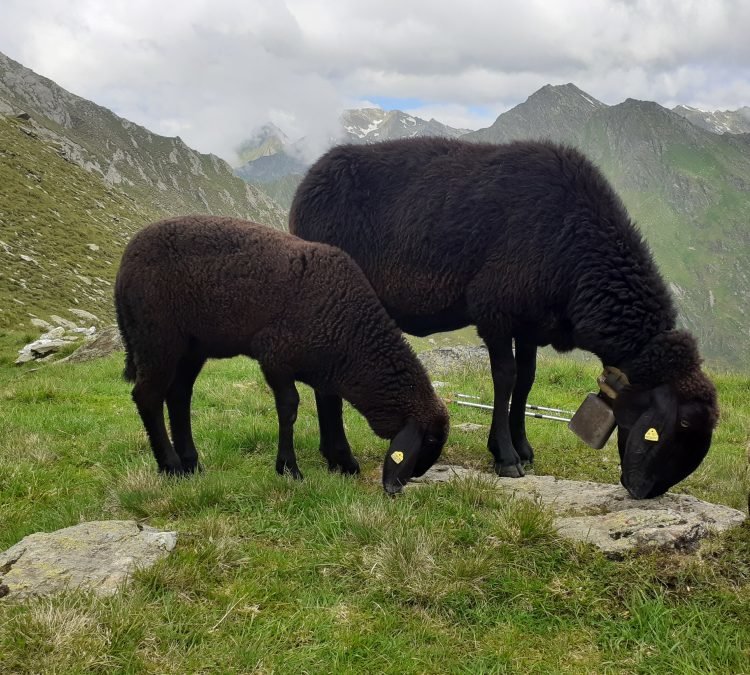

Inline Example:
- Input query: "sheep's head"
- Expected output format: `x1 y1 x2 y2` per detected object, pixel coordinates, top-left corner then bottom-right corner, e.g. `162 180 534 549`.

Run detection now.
382 404 449 495
612 368 718 499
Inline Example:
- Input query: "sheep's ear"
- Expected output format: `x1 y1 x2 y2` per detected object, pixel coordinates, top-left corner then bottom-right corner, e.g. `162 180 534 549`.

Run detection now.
382 417 424 495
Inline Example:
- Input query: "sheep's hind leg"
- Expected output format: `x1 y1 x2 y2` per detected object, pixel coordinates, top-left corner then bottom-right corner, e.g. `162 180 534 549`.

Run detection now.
315 391 360 475
132 371 184 475
269 379 303 480
509 339 536 467
486 339 525 478
166 355 206 473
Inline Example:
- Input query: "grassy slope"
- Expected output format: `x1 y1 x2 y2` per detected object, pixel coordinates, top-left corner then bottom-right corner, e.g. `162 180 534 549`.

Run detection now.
0 352 747 673
0 116 160 334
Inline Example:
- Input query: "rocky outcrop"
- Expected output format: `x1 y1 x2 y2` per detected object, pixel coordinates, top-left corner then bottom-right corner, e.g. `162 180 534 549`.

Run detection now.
418 345 490 374
410 465 746 556
59 325 123 363
0 521 177 600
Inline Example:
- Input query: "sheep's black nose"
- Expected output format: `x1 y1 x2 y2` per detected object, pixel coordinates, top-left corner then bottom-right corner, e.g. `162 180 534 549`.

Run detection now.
383 482 404 497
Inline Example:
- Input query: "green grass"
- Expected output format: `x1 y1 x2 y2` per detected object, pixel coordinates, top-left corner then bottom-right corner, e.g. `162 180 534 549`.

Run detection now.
0 352 748 673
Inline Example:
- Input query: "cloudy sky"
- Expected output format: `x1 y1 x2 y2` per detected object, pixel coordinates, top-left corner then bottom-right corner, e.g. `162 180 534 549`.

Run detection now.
1 0 749 163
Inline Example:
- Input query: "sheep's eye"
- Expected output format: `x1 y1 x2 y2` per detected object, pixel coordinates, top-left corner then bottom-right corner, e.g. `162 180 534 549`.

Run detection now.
426 435 438 444
680 419 689 428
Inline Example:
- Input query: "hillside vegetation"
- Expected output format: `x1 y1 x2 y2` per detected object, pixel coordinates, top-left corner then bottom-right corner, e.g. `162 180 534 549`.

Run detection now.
0 115 158 331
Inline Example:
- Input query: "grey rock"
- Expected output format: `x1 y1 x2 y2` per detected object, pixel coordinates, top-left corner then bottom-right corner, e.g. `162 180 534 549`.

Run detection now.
50 314 79 330
454 422 487 432
418 345 490 374
15 332 71 364
411 464 746 555
0 521 177 600
59 325 123 363
68 308 101 323
29 317 52 330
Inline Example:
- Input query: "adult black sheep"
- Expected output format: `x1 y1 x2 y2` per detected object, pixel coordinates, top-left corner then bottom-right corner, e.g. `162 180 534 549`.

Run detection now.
115 215 449 494
289 138 719 499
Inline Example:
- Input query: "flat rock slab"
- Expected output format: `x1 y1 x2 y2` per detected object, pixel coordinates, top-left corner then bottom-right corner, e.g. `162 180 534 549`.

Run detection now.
411 465 746 556
0 520 177 600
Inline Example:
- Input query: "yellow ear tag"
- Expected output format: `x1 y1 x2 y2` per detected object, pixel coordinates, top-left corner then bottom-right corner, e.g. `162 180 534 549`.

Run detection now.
644 428 659 442
391 451 404 464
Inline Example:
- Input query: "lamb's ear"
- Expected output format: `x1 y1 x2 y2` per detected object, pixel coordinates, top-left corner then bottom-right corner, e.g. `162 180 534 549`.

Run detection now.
382 417 424 495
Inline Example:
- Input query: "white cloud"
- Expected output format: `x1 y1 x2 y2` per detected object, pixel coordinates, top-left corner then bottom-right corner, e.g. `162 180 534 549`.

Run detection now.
0 0 748 161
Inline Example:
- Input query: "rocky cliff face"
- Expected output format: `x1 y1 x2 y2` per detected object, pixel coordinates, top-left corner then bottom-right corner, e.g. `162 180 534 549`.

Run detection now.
340 108 469 143
673 105 750 135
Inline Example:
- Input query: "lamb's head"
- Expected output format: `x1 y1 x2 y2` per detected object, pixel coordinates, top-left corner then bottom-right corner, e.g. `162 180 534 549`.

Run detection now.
613 367 718 499
382 399 449 495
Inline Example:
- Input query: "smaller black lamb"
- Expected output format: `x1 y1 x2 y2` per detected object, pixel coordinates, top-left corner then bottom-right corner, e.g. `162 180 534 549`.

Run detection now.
114 215 449 494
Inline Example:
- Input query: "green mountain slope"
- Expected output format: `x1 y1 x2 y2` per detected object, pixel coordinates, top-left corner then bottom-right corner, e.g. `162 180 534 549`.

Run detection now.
466 87 750 369
0 51 285 229
0 115 158 330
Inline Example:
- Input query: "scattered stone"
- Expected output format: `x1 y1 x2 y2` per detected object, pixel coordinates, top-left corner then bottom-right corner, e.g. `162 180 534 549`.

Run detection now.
50 314 79 330
410 464 746 556
59 325 124 363
29 317 52 330
418 345 490 374
15 324 96 364
19 254 36 263
454 422 487 432
0 521 177 600
431 380 448 388
15 326 73 364
87 243 100 252
68 308 101 324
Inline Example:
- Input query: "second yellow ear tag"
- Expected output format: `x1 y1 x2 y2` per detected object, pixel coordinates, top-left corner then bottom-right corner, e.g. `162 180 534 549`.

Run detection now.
391 451 404 464
644 428 659 442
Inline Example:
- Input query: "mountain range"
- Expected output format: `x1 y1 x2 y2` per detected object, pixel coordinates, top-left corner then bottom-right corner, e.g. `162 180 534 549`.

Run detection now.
0 47 748 368
233 109 470 208
236 83 750 368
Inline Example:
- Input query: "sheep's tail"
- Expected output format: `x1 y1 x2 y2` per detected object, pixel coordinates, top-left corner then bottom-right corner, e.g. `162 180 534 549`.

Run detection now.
115 297 136 383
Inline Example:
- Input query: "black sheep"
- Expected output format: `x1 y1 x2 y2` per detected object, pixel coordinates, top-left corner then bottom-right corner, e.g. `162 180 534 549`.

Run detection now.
114 215 448 493
289 137 719 499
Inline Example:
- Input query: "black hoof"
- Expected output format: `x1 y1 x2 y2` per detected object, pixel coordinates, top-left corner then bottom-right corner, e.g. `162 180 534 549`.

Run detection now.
276 462 304 480
181 458 203 474
516 443 535 465
494 462 525 478
328 457 361 476
159 463 187 477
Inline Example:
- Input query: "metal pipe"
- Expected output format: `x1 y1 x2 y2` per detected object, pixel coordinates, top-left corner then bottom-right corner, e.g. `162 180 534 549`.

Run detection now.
454 392 576 416
450 398 572 423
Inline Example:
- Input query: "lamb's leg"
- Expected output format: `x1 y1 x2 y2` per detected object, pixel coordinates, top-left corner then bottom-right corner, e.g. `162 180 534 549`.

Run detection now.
166 355 206 473
486 339 525 478
132 372 183 475
509 339 536 466
270 380 303 480
314 391 360 475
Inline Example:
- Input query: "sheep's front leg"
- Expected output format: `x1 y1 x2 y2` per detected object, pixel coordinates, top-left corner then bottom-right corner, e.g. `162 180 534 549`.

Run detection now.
509 339 536 466
486 339 525 478
271 381 303 480
315 392 360 475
